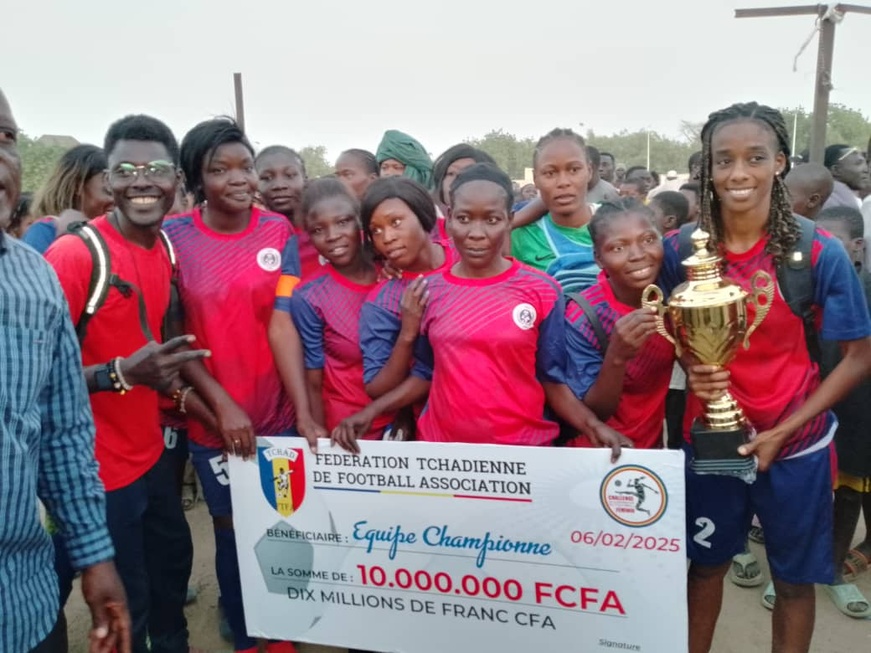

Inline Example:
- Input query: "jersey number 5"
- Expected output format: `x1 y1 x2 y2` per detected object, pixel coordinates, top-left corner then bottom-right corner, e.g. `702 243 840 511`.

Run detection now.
209 455 230 487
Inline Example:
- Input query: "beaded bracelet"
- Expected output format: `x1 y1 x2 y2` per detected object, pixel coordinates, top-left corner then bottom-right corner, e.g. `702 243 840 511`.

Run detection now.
110 356 133 394
172 385 194 415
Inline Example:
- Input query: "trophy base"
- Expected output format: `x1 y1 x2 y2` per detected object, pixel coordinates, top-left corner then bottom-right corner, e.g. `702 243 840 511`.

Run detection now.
690 420 750 461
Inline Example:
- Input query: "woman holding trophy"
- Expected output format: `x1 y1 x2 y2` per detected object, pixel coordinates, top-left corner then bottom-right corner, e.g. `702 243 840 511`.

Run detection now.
653 102 871 653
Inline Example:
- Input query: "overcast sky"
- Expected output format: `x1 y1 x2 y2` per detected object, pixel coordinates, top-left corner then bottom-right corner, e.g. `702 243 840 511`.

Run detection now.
3 0 869 163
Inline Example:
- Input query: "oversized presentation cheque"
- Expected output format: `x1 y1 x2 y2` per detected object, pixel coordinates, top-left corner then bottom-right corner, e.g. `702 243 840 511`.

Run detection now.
230 438 687 653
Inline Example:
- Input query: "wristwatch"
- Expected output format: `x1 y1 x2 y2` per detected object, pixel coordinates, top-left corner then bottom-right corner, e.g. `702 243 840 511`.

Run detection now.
93 362 116 392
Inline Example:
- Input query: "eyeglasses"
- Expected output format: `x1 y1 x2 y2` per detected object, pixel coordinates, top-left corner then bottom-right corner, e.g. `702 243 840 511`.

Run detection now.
109 160 176 183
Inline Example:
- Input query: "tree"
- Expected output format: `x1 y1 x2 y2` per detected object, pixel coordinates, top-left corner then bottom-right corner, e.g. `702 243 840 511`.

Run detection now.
465 130 537 179
678 121 704 146
299 145 332 179
17 134 67 194
779 104 871 158
466 127 699 178
587 129 697 174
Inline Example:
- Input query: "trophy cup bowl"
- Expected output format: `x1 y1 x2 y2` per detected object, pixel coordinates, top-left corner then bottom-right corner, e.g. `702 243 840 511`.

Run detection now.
642 229 774 461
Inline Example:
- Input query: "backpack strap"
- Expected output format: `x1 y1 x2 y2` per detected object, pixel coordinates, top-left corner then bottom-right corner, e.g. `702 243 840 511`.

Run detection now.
69 223 115 343
778 215 819 363
158 229 180 340
158 229 177 273
69 222 167 344
568 292 608 355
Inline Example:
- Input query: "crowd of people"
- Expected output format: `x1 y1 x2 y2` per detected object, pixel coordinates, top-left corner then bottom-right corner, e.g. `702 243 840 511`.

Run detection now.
1 84 871 653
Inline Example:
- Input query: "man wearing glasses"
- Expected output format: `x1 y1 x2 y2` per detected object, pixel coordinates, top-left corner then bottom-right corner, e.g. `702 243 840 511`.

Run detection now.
46 115 210 653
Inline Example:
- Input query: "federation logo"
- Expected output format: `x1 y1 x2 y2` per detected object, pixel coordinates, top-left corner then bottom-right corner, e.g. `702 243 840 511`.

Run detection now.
512 303 537 330
257 247 282 272
258 445 306 518
600 465 668 528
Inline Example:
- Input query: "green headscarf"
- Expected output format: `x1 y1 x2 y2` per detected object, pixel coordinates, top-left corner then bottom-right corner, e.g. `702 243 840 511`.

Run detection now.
376 130 434 189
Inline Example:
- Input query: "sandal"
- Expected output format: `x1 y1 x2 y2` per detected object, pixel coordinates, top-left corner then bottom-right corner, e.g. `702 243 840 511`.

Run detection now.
824 583 871 619
843 547 870 583
181 481 197 511
761 581 776 611
748 525 765 545
729 551 765 587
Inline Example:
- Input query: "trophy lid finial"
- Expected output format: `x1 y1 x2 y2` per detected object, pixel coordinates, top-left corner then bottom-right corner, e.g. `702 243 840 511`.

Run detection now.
681 227 721 279
691 228 711 257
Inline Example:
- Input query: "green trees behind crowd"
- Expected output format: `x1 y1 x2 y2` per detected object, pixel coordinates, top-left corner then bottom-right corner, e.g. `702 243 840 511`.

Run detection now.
17 104 871 193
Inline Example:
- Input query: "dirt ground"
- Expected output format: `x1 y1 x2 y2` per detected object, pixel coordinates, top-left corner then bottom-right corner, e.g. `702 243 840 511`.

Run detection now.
64 499 871 653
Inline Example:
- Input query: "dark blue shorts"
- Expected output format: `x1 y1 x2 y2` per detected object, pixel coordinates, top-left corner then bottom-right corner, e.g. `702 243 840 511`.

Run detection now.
685 444 834 585
189 442 233 517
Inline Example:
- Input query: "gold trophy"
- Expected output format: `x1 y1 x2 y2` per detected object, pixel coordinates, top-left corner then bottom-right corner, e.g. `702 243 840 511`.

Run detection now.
642 229 774 463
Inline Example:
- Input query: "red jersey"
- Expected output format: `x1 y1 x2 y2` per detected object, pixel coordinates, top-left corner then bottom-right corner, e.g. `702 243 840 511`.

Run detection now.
163 207 300 447
412 259 566 446
564 273 674 449
288 267 389 438
45 215 171 491
660 227 871 458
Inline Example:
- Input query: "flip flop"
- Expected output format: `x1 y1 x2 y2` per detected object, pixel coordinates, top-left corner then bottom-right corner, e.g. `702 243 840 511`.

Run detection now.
824 583 871 619
843 548 870 583
761 581 776 611
729 551 765 587
748 525 765 545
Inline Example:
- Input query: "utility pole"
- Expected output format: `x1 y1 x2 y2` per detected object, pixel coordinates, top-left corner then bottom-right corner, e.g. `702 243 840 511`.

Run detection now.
233 72 246 133
735 4 871 164
646 131 651 171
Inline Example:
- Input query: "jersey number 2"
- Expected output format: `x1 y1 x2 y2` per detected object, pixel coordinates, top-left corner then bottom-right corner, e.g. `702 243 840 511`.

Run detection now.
693 517 716 550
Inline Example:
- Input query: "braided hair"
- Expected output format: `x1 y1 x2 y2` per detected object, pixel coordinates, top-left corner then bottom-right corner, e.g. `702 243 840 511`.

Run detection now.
533 128 587 168
698 102 798 263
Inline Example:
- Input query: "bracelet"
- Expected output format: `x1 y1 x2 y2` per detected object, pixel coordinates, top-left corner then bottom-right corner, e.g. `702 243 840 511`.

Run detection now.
172 385 194 415
111 358 134 392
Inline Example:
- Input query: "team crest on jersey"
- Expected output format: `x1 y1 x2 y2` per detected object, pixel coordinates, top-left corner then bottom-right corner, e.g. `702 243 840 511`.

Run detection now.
600 465 668 528
512 303 537 330
257 247 282 272
259 445 306 518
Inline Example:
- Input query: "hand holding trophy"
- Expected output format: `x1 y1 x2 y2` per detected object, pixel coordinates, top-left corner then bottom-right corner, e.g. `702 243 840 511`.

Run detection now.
642 228 774 475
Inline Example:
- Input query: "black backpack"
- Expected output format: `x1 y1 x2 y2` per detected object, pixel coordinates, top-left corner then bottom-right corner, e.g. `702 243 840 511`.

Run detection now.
676 215 819 362
68 222 177 343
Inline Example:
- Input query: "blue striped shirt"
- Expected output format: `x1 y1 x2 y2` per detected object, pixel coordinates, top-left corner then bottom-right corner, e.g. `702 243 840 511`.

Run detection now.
0 232 114 652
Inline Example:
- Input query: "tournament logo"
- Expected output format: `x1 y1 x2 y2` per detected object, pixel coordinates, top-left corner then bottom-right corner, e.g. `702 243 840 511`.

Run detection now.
259 445 306 518
512 303 537 330
257 247 282 272
599 465 667 528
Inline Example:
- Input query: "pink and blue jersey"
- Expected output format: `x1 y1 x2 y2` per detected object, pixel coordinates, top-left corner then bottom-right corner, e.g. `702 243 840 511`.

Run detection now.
564 272 674 449
286 267 390 438
659 225 871 458
163 207 301 448
411 259 566 446
360 241 455 385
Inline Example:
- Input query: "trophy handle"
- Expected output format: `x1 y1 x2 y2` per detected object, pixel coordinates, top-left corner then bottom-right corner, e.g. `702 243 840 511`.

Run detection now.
641 284 677 350
744 270 774 348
